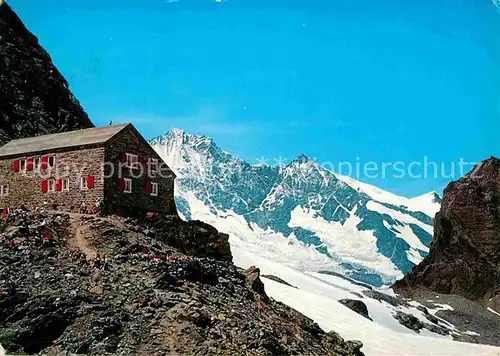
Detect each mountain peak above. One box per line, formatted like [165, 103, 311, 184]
[293, 153, 312, 164]
[429, 191, 442, 203]
[151, 129, 214, 148]
[413, 191, 442, 204]
[168, 128, 187, 137]
[166, 128, 213, 144]
[288, 154, 318, 167]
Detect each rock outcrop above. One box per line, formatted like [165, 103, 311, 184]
[0, 211, 364, 355]
[338, 300, 372, 321]
[394, 157, 500, 309]
[0, 2, 93, 146]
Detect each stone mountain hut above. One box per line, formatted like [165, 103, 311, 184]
[0, 123, 176, 216]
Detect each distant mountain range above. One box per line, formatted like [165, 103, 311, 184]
[151, 129, 441, 286]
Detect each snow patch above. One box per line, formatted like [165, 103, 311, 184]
[289, 205, 400, 279]
[487, 307, 500, 317]
[336, 174, 441, 217]
[366, 201, 431, 252]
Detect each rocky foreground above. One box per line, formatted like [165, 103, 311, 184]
[0, 2, 93, 146]
[394, 157, 500, 313]
[0, 210, 364, 355]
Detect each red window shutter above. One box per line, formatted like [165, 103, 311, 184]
[119, 152, 127, 163]
[41, 156, 48, 169]
[145, 183, 151, 194]
[55, 179, 62, 191]
[87, 175, 95, 189]
[119, 178, 125, 192]
[41, 180, 48, 193]
[26, 157, 34, 171]
[12, 160, 20, 172]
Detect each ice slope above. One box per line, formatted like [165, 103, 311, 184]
[151, 129, 441, 286]
[408, 192, 442, 217]
[266, 280, 500, 356]
[337, 174, 442, 217]
[231, 244, 500, 356]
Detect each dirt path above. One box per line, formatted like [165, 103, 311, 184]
[65, 213, 103, 260]
[62, 211, 127, 260]
[69, 223, 98, 260]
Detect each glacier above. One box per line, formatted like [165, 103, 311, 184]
[150, 128, 441, 286]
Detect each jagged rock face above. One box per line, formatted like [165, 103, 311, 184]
[394, 157, 500, 306]
[0, 2, 93, 146]
[141, 215, 233, 262]
[245, 266, 269, 302]
[0, 211, 363, 355]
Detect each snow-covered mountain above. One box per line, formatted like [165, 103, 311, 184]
[151, 129, 440, 286]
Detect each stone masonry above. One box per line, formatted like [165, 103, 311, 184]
[104, 125, 176, 216]
[0, 146, 104, 213]
[0, 124, 177, 216]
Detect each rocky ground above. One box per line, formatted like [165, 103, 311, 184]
[0, 210, 364, 355]
[337, 289, 500, 347]
[412, 291, 500, 346]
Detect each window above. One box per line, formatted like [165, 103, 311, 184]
[151, 182, 158, 196]
[149, 158, 159, 175]
[126, 153, 138, 168]
[81, 176, 89, 190]
[123, 178, 132, 193]
[48, 156, 55, 168]
[62, 178, 70, 191]
[40, 155, 55, 169]
[34, 157, 41, 170]
[20, 158, 26, 172]
[81, 176, 95, 190]
[48, 178, 56, 193]
[1, 185, 9, 197]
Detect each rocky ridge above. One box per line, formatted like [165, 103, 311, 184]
[0, 210, 364, 355]
[394, 157, 500, 309]
[0, 2, 93, 146]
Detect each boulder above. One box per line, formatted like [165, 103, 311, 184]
[394, 311, 424, 333]
[362, 289, 406, 307]
[339, 299, 372, 321]
[245, 266, 269, 302]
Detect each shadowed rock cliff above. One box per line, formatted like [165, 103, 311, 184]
[0, 2, 93, 146]
[394, 157, 500, 310]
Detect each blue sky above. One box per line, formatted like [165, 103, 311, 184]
[10, 0, 500, 197]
